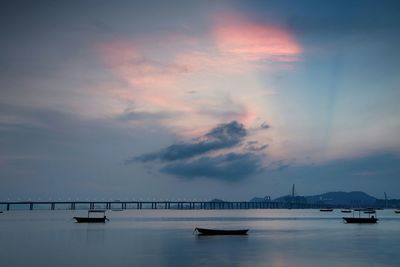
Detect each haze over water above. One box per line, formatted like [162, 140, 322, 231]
[1, 209, 399, 267]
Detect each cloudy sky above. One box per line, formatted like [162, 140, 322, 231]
[1, 0, 400, 201]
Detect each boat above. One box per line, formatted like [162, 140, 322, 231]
[394, 209, 400, 214]
[363, 210, 376, 214]
[73, 210, 109, 223]
[343, 217, 378, 223]
[343, 210, 378, 224]
[320, 208, 333, 212]
[341, 209, 352, 213]
[194, 227, 249, 235]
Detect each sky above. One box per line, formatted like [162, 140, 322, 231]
[1, 0, 400, 201]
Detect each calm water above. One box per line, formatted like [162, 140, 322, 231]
[1, 209, 399, 267]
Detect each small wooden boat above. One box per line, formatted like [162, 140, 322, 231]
[363, 210, 376, 214]
[74, 210, 109, 223]
[194, 227, 248, 235]
[394, 209, 400, 214]
[341, 209, 352, 213]
[320, 208, 333, 212]
[343, 217, 378, 223]
[343, 209, 378, 224]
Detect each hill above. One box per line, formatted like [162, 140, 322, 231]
[305, 191, 377, 205]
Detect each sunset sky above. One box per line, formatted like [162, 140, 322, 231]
[1, 0, 400, 200]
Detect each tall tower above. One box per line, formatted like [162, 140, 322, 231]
[292, 184, 295, 199]
[384, 192, 388, 208]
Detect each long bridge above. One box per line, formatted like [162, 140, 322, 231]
[0, 201, 327, 211]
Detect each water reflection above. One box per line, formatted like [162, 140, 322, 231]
[0, 209, 399, 267]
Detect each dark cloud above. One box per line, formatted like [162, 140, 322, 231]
[128, 121, 247, 163]
[161, 153, 263, 181]
[205, 120, 246, 140]
[268, 160, 291, 172]
[260, 122, 270, 129]
[127, 121, 266, 181]
[246, 141, 268, 152]
[251, 144, 269, 152]
[116, 109, 170, 121]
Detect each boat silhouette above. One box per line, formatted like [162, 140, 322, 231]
[343, 210, 378, 224]
[341, 209, 352, 213]
[73, 210, 109, 223]
[194, 227, 248, 235]
[320, 208, 333, 212]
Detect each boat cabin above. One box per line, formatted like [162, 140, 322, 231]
[73, 209, 108, 223]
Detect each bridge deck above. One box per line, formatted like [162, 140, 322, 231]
[0, 201, 326, 211]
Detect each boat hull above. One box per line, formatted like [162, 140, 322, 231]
[195, 228, 248, 235]
[320, 209, 333, 212]
[74, 216, 107, 223]
[343, 217, 378, 224]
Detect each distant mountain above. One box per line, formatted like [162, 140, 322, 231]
[305, 191, 377, 205]
[271, 191, 377, 206]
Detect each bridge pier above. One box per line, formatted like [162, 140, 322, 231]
[0, 201, 340, 211]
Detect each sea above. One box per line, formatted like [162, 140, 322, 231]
[0, 209, 399, 267]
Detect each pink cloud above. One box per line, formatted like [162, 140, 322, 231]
[95, 14, 302, 139]
[213, 14, 301, 62]
[98, 41, 194, 113]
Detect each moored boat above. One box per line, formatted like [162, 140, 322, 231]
[73, 210, 109, 223]
[343, 209, 378, 224]
[343, 217, 378, 223]
[341, 209, 352, 213]
[320, 208, 333, 212]
[363, 210, 376, 214]
[395, 209, 400, 214]
[194, 227, 248, 235]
